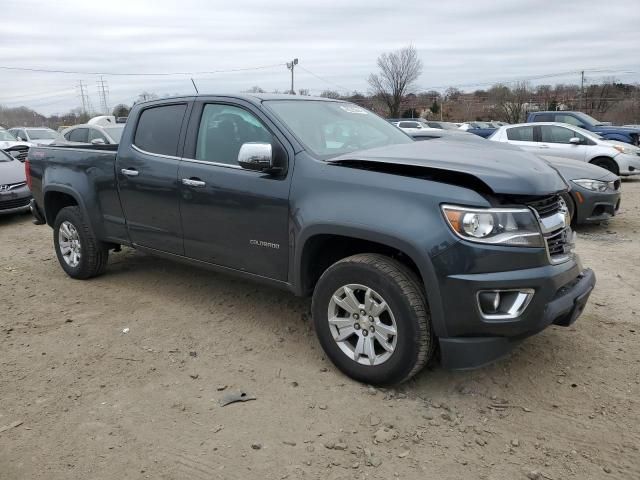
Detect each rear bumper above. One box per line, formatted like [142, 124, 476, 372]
[29, 199, 46, 225]
[438, 267, 595, 370]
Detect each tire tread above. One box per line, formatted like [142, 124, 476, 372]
[314, 253, 435, 384]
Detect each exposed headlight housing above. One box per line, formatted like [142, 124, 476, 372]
[441, 205, 544, 247]
[572, 179, 609, 192]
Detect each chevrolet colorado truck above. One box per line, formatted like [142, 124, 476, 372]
[27, 94, 596, 385]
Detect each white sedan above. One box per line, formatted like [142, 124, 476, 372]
[392, 120, 438, 134]
[488, 122, 640, 176]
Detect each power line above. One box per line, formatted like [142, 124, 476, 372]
[298, 66, 352, 93]
[0, 63, 287, 77]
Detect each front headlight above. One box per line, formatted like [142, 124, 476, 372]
[572, 179, 608, 192]
[613, 145, 637, 155]
[441, 205, 544, 247]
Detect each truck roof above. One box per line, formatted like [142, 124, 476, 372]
[135, 93, 345, 107]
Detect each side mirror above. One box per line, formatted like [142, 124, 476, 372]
[569, 137, 581, 145]
[91, 138, 106, 145]
[16, 136, 24, 141]
[237, 142, 273, 171]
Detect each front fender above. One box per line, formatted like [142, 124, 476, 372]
[293, 222, 448, 337]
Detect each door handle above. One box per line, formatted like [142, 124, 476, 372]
[121, 168, 139, 177]
[182, 178, 206, 187]
[538, 145, 550, 149]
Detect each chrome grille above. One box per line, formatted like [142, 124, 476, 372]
[527, 194, 562, 217]
[4, 146, 29, 162]
[527, 195, 573, 264]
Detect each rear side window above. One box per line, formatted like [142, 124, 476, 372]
[506, 126, 534, 141]
[134, 104, 187, 156]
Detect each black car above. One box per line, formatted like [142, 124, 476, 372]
[0, 149, 31, 216]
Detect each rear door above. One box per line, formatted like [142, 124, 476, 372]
[116, 102, 189, 254]
[503, 125, 539, 152]
[177, 99, 292, 281]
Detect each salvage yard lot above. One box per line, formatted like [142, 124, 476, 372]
[1, 180, 639, 480]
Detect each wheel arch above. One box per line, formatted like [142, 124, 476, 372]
[43, 186, 83, 227]
[588, 156, 619, 175]
[293, 225, 447, 336]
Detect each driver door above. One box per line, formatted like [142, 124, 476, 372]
[177, 100, 292, 281]
[538, 125, 588, 161]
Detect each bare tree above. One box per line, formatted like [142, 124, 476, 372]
[488, 82, 531, 123]
[298, 88, 310, 96]
[320, 90, 341, 99]
[245, 86, 265, 93]
[112, 104, 130, 118]
[368, 45, 423, 117]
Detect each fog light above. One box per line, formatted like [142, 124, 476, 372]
[477, 289, 534, 320]
[478, 291, 501, 314]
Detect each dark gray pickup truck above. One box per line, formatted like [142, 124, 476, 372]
[27, 94, 595, 385]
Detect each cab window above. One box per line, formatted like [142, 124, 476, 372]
[134, 103, 187, 156]
[195, 104, 273, 166]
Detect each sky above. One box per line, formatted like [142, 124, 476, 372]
[1, 0, 639, 116]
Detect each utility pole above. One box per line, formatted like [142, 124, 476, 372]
[286, 58, 298, 94]
[579, 70, 585, 111]
[97, 76, 109, 115]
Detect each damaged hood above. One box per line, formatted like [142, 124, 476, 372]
[327, 140, 568, 196]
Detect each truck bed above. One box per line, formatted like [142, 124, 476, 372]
[28, 144, 126, 243]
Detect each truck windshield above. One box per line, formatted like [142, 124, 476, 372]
[574, 112, 603, 127]
[265, 100, 413, 159]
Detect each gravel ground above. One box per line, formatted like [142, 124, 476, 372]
[1, 179, 639, 480]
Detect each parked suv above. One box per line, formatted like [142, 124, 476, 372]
[527, 111, 640, 146]
[27, 94, 595, 385]
[489, 122, 640, 176]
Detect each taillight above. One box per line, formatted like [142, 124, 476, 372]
[25, 159, 32, 190]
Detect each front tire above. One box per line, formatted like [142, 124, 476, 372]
[312, 254, 435, 386]
[53, 206, 109, 279]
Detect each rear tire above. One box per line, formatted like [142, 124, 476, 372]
[311, 253, 435, 386]
[590, 157, 619, 176]
[53, 206, 109, 279]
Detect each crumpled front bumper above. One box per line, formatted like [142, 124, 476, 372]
[438, 267, 596, 370]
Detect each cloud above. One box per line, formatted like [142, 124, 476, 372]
[0, 0, 638, 115]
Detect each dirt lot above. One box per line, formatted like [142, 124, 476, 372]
[1, 180, 639, 480]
